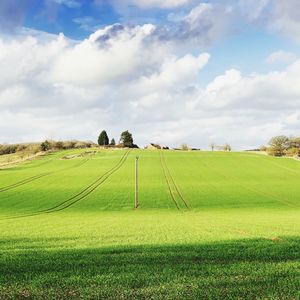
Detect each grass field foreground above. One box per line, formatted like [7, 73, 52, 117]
[0, 149, 299, 299]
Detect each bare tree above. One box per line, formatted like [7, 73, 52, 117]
[210, 143, 216, 151]
[268, 135, 289, 156]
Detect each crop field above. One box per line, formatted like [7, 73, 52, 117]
[0, 149, 299, 299]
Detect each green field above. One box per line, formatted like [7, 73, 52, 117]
[0, 149, 299, 299]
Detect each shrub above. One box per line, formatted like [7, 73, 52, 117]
[181, 144, 189, 151]
[286, 147, 300, 157]
[54, 141, 64, 150]
[0, 144, 18, 155]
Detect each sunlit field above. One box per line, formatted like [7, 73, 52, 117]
[0, 149, 299, 299]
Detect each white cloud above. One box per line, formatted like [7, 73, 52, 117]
[149, 2, 234, 49]
[132, 53, 210, 96]
[286, 112, 300, 125]
[238, 0, 271, 21]
[73, 17, 96, 31]
[238, 0, 300, 43]
[49, 24, 164, 86]
[53, 0, 81, 8]
[265, 50, 298, 65]
[269, 0, 300, 42]
[108, 0, 195, 9]
[1, 23, 300, 149]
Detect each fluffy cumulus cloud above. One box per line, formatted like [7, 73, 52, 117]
[0, 21, 300, 149]
[1, 1, 300, 148]
[157, 2, 233, 46]
[109, 0, 300, 44]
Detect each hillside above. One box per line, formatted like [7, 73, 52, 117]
[1, 149, 300, 214]
[0, 149, 299, 298]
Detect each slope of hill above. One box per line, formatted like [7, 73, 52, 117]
[0, 149, 299, 299]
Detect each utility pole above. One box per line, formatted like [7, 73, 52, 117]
[135, 156, 139, 209]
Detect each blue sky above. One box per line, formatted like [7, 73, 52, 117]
[21, 0, 300, 83]
[24, 1, 120, 39]
[0, 0, 300, 148]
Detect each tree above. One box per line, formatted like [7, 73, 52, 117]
[120, 130, 133, 148]
[40, 140, 50, 152]
[223, 143, 232, 152]
[110, 138, 116, 146]
[259, 145, 267, 152]
[288, 137, 300, 149]
[210, 143, 216, 151]
[98, 130, 109, 146]
[180, 143, 189, 151]
[268, 135, 289, 156]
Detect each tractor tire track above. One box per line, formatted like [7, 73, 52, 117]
[0, 173, 51, 193]
[0, 156, 90, 193]
[161, 151, 189, 209]
[159, 151, 190, 210]
[1, 150, 130, 220]
[39, 150, 130, 213]
[160, 152, 179, 210]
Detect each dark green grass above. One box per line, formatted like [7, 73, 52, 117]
[0, 238, 299, 299]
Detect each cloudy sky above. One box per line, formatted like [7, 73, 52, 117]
[0, 0, 300, 149]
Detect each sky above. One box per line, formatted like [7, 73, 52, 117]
[0, 0, 300, 149]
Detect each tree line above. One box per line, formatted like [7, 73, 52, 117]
[262, 136, 300, 157]
[209, 143, 232, 152]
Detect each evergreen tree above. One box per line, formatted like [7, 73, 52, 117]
[120, 130, 133, 148]
[98, 130, 109, 146]
[110, 138, 116, 146]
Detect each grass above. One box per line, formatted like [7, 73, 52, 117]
[0, 149, 299, 299]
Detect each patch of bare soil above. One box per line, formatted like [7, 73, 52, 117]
[61, 151, 97, 160]
[0, 152, 46, 168]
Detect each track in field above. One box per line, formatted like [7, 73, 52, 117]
[40, 150, 131, 213]
[160, 151, 189, 209]
[1, 150, 131, 220]
[0, 156, 90, 193]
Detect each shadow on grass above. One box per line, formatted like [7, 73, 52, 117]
[0, 237, 299, 299]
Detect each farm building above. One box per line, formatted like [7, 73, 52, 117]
[145, 143, 169, 150]
[145, 143, 162, 150]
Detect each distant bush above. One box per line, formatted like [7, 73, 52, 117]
[180, 144, 189, 151]
[53, 141, 64, 150]
[0, 143, 42, 157]
[0, 140, 96, 157]
[0, 144, 18, 155]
